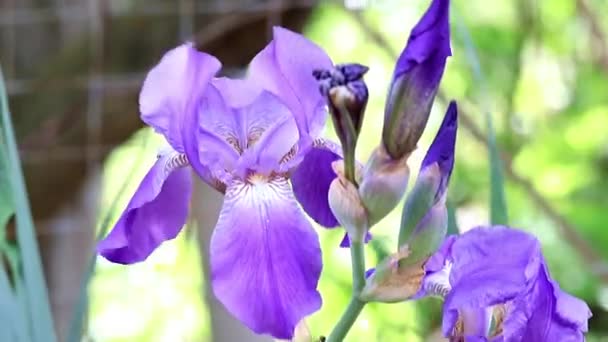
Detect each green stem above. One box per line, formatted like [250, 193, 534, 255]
[326, 240, 366, 342]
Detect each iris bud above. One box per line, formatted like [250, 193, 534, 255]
[314, 64, 369, 183]
[359, 145, 410, 226]
[328, 161, 368, 243]
[382, 0, 451, 160]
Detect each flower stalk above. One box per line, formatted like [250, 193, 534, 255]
[326, 232, 366, 342]
[317, 64, 370, 342]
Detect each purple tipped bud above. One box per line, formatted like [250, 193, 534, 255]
[421, 100, 457, 201]
[382, 0, 451, 160]
[314, 64, 369, 168]
[398, 102, 457, 252]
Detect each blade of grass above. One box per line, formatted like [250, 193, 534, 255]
[67, 131, 150, 342]
[453, 10, 509, 225]
[0, 67, 57, 342]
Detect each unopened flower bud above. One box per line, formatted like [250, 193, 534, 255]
[401, 195, 448, 266]
[314, 64, 369, 183]
[398, 102, 457, 247]
[328, 163, 368, 243]
[359, 145, 410, 226]
[382, 0, 451, 160]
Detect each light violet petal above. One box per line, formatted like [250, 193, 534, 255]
[210, 178, 322, 339]
[97, 156, 192, 264]
[441, 227, 541, 336]
[140, 43, 221, 151]
[248, 27, 332, 139]
[516, 265, 591, 341]
[291, 144, 341, 227]
[235, 91, 299, 174]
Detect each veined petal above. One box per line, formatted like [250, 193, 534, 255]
[235, 91, 299, 175]
[290, 140, 342, 227]
[516, 265, 591, 341]
[442, 227, 540, 336]
[248, 27, 333, 139]
[140, 43, 221, 151]
[210, 177, 322, 339]
[98, 153, 192, 264]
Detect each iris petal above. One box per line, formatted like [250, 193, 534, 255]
[291, 141, 341, 227]
[441, 227, 540, 336]
[210, 178, 322, 339]
[98, 154, 192, 264]
[140, 43, 221, 151]
[249, 27, 332, 139]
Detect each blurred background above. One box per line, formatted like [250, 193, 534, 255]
[1, 0, 608, 340]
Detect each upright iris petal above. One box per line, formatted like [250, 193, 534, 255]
[420, 226, 591, 340]
[140, 43, 221, 152]
[249, 26, 333, 139]
[382, 0, 452, 160]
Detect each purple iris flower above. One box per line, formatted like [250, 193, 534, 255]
[98, 27, 345, 338]
[421, 226, 591, 340]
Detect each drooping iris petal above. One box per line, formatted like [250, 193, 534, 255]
[441, 227, 540, 336]
[291, 140, 342, 227]
[210, 177, 322, 339]
[510, 266, 591, 341]
[140, 43, 221, 151]
[98, 154, 192, 264]
[249, 27, 332, 139]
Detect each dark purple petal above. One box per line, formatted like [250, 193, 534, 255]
[291, 142, 341, 227]
[140, 43, 221, 152]
[210, 178, 322, 339]
[339, 232, 372, 248]
[394, 0, 451, 78]
[249, 27, 333, 139]
[420, 101, 457, 200]
[441, 227, 541, 336]
[365, 268, 376, 279]
[98, 155, 192, 264]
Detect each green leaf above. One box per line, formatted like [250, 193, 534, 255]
[454, 10, 509, 226]
[0, 143, 13, 237]
[0, 67, 56, 342]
